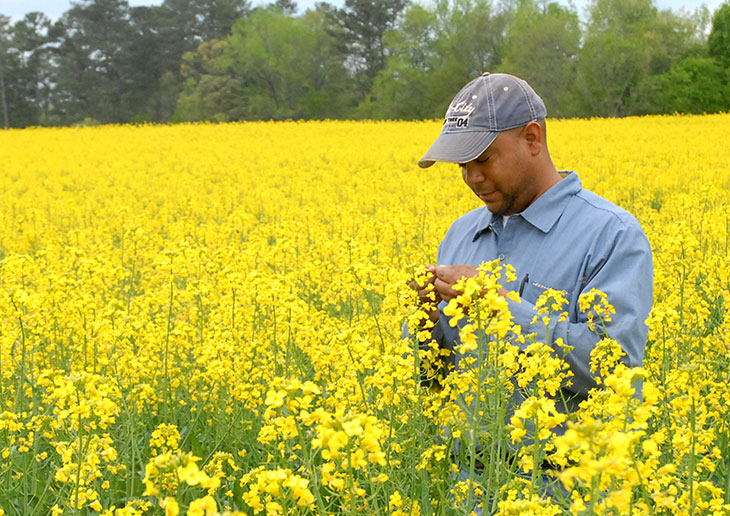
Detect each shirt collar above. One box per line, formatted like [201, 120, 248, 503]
[472, 208, 497, 241]
[471, 171, 581, 240]
[521, 171, 581, 233]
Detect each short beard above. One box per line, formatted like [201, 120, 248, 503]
[490, 194, 516, 216]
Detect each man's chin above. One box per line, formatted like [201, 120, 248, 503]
[485, 203, 507, 215]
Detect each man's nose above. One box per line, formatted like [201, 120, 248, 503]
[462, 162, 486, 185]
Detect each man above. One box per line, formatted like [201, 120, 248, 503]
[410, 71, 653, 511]
[413, 71, 653, 420]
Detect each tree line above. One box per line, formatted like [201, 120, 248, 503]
[1, 0, 729, 128]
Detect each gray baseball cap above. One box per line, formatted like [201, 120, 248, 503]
[418, 72, 547, 168]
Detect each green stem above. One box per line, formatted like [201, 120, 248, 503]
[631, 458, 655, 516]
[14, 306, 28, 413]
[292, 417, 329, 516]
[688, 391, 697, 516]
[74, 391, 84, 513]
[164, 278, 174, 416]
[587, 475, 599, 516]
[231, 288, 236, 333]
[465, 299, 486, 514]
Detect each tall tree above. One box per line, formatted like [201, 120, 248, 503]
[11, 12, 56, 126]
[161, 0, 251, 44]
[332, 0, 408, 97]
[199, 0, 251, 39]
[271, 0, 299, 15]
[367, 0, 506, 119]
[499, 0, 580, 117]
[125, 5, 186, 121]
[54, 0, 133, 123]
[709, 2, 730, 66]
[577, 0, 698, 116]
[0, 13, 56, 127]
[429, 0, 507, 100]
[154, 0, 251, 120]
[50, 0, 250, 124]
[578, 0, 658, 116]
[0, 15, 10, 127]
[175, 6, 352, 121]
[174, 38, 244, 121]
[365, 3, 440, 118]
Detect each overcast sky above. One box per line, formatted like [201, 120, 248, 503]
[1, 0, 725, 23]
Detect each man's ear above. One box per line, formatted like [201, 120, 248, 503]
[522, 121, 543, 156]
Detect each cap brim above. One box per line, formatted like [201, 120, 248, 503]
[418, 131, 499, 168]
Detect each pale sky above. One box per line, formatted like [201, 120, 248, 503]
[0, 0, 725, 23]
[1, 0, 328, 21]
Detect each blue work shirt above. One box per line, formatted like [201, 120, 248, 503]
[435, 171, 653, 406]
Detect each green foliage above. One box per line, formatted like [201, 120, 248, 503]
[366, 3, 442, 119]
[0, 12, 54, 128]
[172, 40, 246, 122]
[0, 0, 729, 126]
[332, 0, 408, 97]
[498, 0, 580, 117]
[432, 0, 505, 78]
[658, 56, 730, 114]
[576, 0, 706, 117]
[367, 0, 505, 119]
[578, 0, 660, 116]
[175, 7, 354, 121]
[53, 0, 135, 124]
[709, 2, 730, 67]
[0, 14, 11, 128]
[161, 0, 251, 43]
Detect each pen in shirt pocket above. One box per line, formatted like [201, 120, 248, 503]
[518, 273, 530, 297]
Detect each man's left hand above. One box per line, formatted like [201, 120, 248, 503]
[434, 265, 509, 301]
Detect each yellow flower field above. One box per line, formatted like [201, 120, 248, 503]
[0, 116, 729, 515]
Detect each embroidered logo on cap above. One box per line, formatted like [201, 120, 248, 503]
[444, 98, 477, 129]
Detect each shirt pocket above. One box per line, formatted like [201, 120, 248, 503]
[521, 280, 570, 308]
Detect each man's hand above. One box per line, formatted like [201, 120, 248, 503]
[408, 265, 442, 323]
[434, 265, 509, 301]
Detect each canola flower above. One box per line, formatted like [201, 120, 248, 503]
[0, 116, 729, 514]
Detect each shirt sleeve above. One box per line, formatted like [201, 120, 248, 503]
[506, 219, 653, 395]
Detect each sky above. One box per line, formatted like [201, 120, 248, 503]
[0, 0, 725, 23]
[1, 0, 329, 21]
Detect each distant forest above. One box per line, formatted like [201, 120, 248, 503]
[1, 0, 730, 128]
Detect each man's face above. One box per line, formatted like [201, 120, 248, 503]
[459, 126, 538, 215]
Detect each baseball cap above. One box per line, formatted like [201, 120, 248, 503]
[418, 72, 547, 168]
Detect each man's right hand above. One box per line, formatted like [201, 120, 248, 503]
[408, 265, 442, 323]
